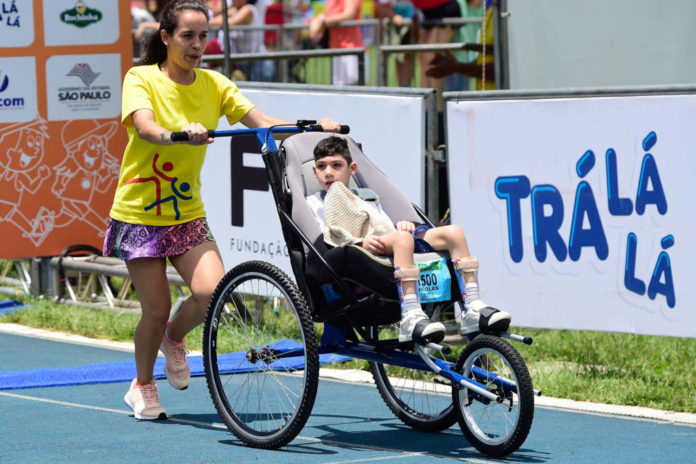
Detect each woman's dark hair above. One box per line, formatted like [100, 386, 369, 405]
[138, 0, 209, 66]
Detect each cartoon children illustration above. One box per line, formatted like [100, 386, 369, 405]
[51, 119, 121, 235]
[0, 117, 54, 246]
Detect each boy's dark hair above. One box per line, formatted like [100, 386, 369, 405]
[138, 0, 209, 66]
[313, 136, 352, 163]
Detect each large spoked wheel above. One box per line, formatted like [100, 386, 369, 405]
[453, 335, 534, 458]
[203, 261, 319, 449]
[369, 322, 457, 432]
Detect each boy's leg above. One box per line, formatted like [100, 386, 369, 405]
[375, 231, 445, 343]
[394, 265, 445, 343]
[452, 256, 511, 335]
[422, 226, 511, 335]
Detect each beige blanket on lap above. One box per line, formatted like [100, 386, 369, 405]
[323, 181, 395, 247]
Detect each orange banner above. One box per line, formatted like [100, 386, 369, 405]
[0, 0, 131, 258]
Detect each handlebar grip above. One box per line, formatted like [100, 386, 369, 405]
[170, 130, 216, 142]
[308, 124, 350, 134]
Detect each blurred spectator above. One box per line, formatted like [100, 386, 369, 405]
[132, 0, 172, 45]
[208, 0, 275, 81]
[264, 0, 285, 49]
[411, 0, 462, 99]
[376, 0, 415, 87]
[444, 0, 482, 90]
[309, 0, 366, 85]
[425, 0, 494, 90]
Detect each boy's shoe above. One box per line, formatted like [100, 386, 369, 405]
[460, 300, 512, 335]
[399, 308, 446, 344]
[124, 379, 167, 420]
[159, 329, 190, 390]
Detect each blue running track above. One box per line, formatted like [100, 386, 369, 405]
[1, 329, 694, 464]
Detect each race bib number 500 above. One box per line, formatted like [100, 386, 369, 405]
[417, 257, 451, 303]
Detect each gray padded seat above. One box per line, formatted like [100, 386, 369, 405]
[281, 132, 422, 256]
[279, 133, 448, 318]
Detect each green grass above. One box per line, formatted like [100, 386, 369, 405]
[1, 292, 694, 413]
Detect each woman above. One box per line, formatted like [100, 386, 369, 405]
[105, 0, 340, 420]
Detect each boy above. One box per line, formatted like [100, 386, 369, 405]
[307, 136, 511, 343]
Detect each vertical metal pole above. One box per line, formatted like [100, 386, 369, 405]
[277, 25, 288, 82]
[499, 0, 510, 89]
[358, 50, 366, 85]
[425, 91, 439, 221]
[221, 0, 231, 77]
[493, 0, 503, 90]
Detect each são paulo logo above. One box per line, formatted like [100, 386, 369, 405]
[58, 63, 111, 103]
[60, 0, 102, 28]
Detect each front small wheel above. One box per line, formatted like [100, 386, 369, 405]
[203, 261, 319, 449]
[453, 335, 534, 457]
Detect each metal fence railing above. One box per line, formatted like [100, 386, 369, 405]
[131, 13, 498, 88]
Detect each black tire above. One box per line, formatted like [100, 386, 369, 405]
[369, 321, 457, 432]
[203, 261, 319, 449]
[453, 335, 534, 458]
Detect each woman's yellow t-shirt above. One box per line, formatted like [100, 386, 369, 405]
[110, 64, 254, 225]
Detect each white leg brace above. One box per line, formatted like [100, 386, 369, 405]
[394, 265, 420, 281]
[452, 256, 479, 273]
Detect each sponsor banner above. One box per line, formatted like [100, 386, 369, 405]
[446, 94, 696, 338]
[0, 56, 37, 123]
[201, 89, 427, 274]
[0, 1, 131, 259]
[0, 0, 34, 47]
[43, 0, 119, 46]
[46, 54, 121, 121]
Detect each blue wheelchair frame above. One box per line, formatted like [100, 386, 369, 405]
[204, 123, 521, 403]
[196, 123, 536, 457]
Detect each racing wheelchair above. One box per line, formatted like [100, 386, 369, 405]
[172, 123, 537, 458]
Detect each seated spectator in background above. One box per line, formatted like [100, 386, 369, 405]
[208, 0, 275, 81]
[426, 0, 494, 90]
[308, 0, 366, 85]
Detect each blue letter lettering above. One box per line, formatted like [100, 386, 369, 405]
[531, 185, 567, 262]
[624, 232, 646, 296]
[568, 182, 608, 261]
[495, 176, 530, 263]
[606, 148, 633, 216]
[635, 154, 667, 215]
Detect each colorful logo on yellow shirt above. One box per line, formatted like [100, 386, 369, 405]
[124, 153, 192, 220]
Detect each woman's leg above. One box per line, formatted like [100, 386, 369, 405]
[126, 257, 172, 386]
[167, 240, 225, 342]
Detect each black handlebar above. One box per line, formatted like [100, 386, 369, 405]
[170, 130, 215, 142]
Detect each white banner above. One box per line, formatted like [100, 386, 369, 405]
[507, 0, 696, 89]
[446, 94, 696, 338]
[201, 89, 427, 275]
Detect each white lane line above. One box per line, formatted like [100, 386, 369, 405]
[0, 390, 130, 415]
[0, 390, 507, 463]
[3, 323, 695, 426]
[321, 452, 425, 463]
